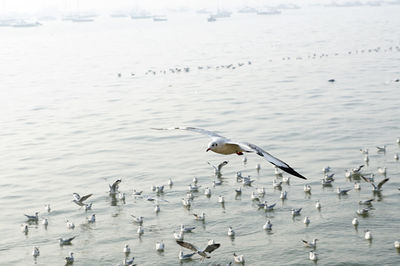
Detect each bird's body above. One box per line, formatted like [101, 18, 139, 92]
[304, 216, 310, 225]
[315, 200, 321, 210]
[174, 231, 184, 241]
[302, 238, 318, 249]
[59, 236, 76, 246]
[291, 208, 302, 216]
[32, 246, 40, 257]
[156, 241, 165, 252]
[180, 224, 195, 233]
[66, 220, 75, 229]
[153, 127, 307, 179]
[109, 179, 121, 194]
[352, 218, 359, 226]
[337, 187, 351, 195]
[178, 250, 195, 260]
[361, 176, 389, 192]
[365, 230, 372, 240]
[42, 218, 48, 226]
[204, 187, 212, 197]
[228, 226, 235, 237]
[24, 212, 39, 222]
[304, 184, 312, 193]
[309, 251, 318, 261]
[123, 244, 131, 255]
[280, 191, 288, 200]
[193, 212, 205, 221]
[65, 252, 74, 264]
[87, 214, 96, 223]
[263, 219, 272, 230]
[233, 253, 245, 264]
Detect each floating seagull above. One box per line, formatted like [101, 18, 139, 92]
[213, 180, 222, 187]
[235, 187, 242, 194]
[24, 212, 39, 222]
[66, 220, 75, 229]
[174, 231, 184, 241]
[41, 218, 48, 227]
[123, 256, 135, 266]
[192, 177, 198, 184]
[264, 203, 276, 211]
[44, 204, 51, 212]
[257, 187, 266, 197]
[304, 184, 312, 193]
[364, 155, 369, 163]
[282, 176, 290, 184]
[188, 184, 199, 192]
[193, 212, 205, 221]
[182, 198, 191, 208]
[304, 216, 310, 225]
[179, 250, 195, 261]
[87, 214, 96, 223]
[377, 167, 387, 175]
[376, 145, 386, 153]
[65, 252, 74, 264]
[324, 173, 335, 181]
[337, 187, 351, 195]
[280, 191, 288, 200]
[152, 127, 307, 179]
[131, 216, 144, 225]
[360, 148, 369, 154]
[263, 219, 272, 231]
[291, 208, 302, 216]
[309, 251, 318, 261]
[359, 199, 374, 205]
[207, 161, 228, 176]
[168, 178, 173, 186]
[394, 153, 399, 161]
[154, 204, 160, 213]
[315, 200, 321, 210]
[176, 240, 220, 259]
[109, 179, 122, 194]
[123, 244, 131, 255]
[233, 253, 245, 264]
[352, 165, 364, 174]
[180, 224, 195, 233]
[133, 189, 142, 196]
[274, 166, 283, 177]
[204, 187, 212, 197]
[352, 218, 359, 226]
[32, 246, 40, 257]
[364, 230, 372, 240]
[72, 193, 93, 207]
[394, 241, 400, 249]
[156, 241, 165, 252]
[302, 238, 318, 249]
[228, 226, 235, 237]
[84, 203, 92, 211]
[218, 195, 225, 203]
[242, 177, 255, 186]
[21, 223, 29, 234]
[361, 177, 389, 192]
[257, 200, 268, 208]
[357, 208, 369, 215]
[59, 236, 76, 246]
[137, 225, 144, 235]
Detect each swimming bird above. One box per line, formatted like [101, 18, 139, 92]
[235, 187, 242, 194]
[263, 219, 272, 230]
[274, 166, 283, 177]
[179, 250, 195, 260]
[364, 155, 369, 163]
[32, 246, 40, 257]
[66, 220, 75, 229]
[207, 161, 228, 176]
[44, 204, 51, 212]
[291, 208, 302, 216]
[337, 187, 351, 195]
[152, 127, 307, 179]
[322, 166, 331, 173]
[257, 201, 268, 208]
[84, 203, 92, 211]
[192, 177, 198, 184]
[168, 178, 173, 186]
[394, 241, 400, 249]
[280, 191, 288, 200]
[315, 200, 321, 210]
[364, 230, 372, 240]
[204, 187, 212, 197]
[65, 252, 74, 264]
[352, 218, 359, 226]
[59, 236, 76, 246]
[182, 198, 191, 208]
[87, 214, 96, 223]
[176, 240, 220, 259]
[123, 244, 131, 255]
[359, 199, 374, 205]
[72, 193, 93, 207]
[264, 203, 276, 211]
[352, 165, 364, 174]
[377, 167, 387, 175]
[21, 223, 28, 234]
[123, 256, 135, 266]
[174, 231, 184, 241]
[131, 216, 144, 225]
[394, 153, 399, 161]
[109, 179, 122, 194]
[193, 212, 205, 221]
[357, 208, 369, 215]
[180, 224, 195, 233]
[376, 145, 386, 153]
[228, 226, 235, 237]
[304, 216, 310, 225]
[242, 177, 255, 186]
[309, 251, 318, 261]
[154, 205, 160, 213]
[282, 176, 290, 184]
[24, 212, 39, 222]
[302, 238, 318, 249]
[361, 177, 389, 192]
[156, 241, 165, 252]
[137, 225, 144, 235]
[188, 184, 199, 192]
[233, 253, 245, 264]
[218, 195, 225, 203]
[304, 184, 312, 193]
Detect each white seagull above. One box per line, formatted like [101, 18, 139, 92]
[156, 241, 165, 252]
[361, 176, 389, 192]
[65, 252, 74, 264]
[72, 193, 93, 207]
[153, 127, 307, 179]
[352, 218, 359, 226]
[315, 200, 321, 210]
[174, 231, 184, 241]
[131, 215, 144, 225]
[87, 214, 96, 223]
[291, 208, 302, 216]
[309, 251, 318, 261]
[233, 253, 245, 264]
[394, 241, 400, 249]
[123, 244, 131, 255]
[364, 230, 372, 240]
[179, 250, 195, 261]
[207, 161, 228, 176]
[263, 219, 272, 230]
[32, 246, 40, 257]
[302, 238, 318, 249]
[228, 226, 235, 237]
[59, 236, 76, 246]
[193, 212, 205, 221]
[204, 187, 212, 197]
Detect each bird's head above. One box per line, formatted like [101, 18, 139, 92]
[206, 141, 218, 152]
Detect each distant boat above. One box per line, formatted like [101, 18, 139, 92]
[11, 20, 42, 27]
[207, 15, 216, 22]
[257, 8, 281, 15]
[153, 16, 168, 22]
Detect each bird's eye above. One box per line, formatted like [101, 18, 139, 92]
[215, 144, 218, 146]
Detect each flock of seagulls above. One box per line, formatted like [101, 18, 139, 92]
[20, 128, 400, 264]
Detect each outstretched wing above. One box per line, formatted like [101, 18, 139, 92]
[66, 236, 76, 242]
[244, 143, 307, 180]
[176, 240, 199, 252]
[79, 194, 93, 203]
[207, 161, 217, 171]
[152, 127, 227, 139]
[217, 161, 229, 171]
[204, 243, 221, 253]
[377, 178, 389, 189]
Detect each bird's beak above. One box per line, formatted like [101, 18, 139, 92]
[206, 148, 210, 152]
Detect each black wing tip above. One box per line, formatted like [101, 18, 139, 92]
[279, 166, 307, 180]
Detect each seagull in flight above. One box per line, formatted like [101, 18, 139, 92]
[72, 193, 93, 207]
[153, 127, 306, 179]
[361, 176, 389, 192]
[176, 240, 220, 259]
[207, 161, 228, 176]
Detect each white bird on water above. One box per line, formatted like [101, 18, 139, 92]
[154, 204, 160, 213]
[153, 127, 307, 179]
[137, 225, 144, 235]
[218, 195, 225, 203]
[354, 182, 361, 190]
[395, 153, 399, 161]
[156, 241, 165, 252]
[178, 250, 195, 261]
[87, 214, 96, 223]
[180, 224, 195, 233]
[315, 200, 321, 210]
[174, 231, 184, 241]
[263, 219, 272, 230]
[168, 178, 173, 186]
[291, 208, 302, 216]
[59, 236, 76, 246]
[337, 187, 351, 195]
[204, 187, 211, 197]
[42, 218, 48, 226]
[377, 167, 387, 175]
[352, 218, 359, 226]
[66, 220, 75, 229]
[228, 226, 235, 237]
[131, 215, 144, 225]
[394, 241, 400, 249]
[32, 246, 40, 257]
[309, 251, 318, 261]
[233, 253, 245, 264]
[44, 204, 51, 212]
[304, 184, 312, 193]
[65, 252, 74, 264]
[365, 230, 372, 240]
[304, 216, 311, 225]
[123, 244, 130, 255]
[21, 224, 28, 234]
[280, 191, 287, 200]
[302, 238, 318, 249]
[193, 212, 205, 221]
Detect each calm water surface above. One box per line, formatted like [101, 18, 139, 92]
[0, 5, 400, 266]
